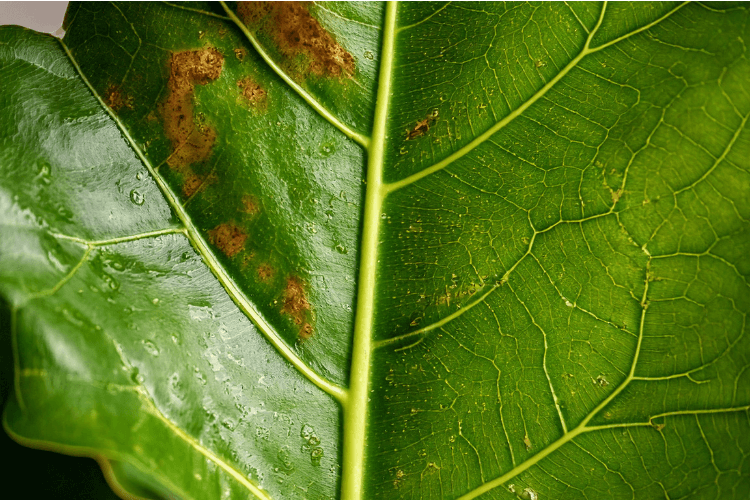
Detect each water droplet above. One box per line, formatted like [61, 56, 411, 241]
[131, 368, 144, 384]
[169, 373, 186, 400]
[101, 272, 119, 290]
[364, 50, 374, 60]
[335, 244, 348, 254]
[141, 339, 160, 356]
[256, 426, 270, 440]
[136, 172, 143, 180]
[319, 141, 335, 157]
[194, 369, 207, 385]
[130, 189, 145, 206]
[300, 424, 315, 440]
[311, 447, 324, 466]
[277, 446, 294, 472]
[520, 487, 538, 500]
[189, 304, 214, 321]
[35, 160, 52, 185]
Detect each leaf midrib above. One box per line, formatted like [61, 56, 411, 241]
[48, 2, 725, 499]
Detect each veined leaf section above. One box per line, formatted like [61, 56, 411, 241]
[341, 3, 399, 500]
[58, 39, 346, 405]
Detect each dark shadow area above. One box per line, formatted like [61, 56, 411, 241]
[0, 296, 120, 500]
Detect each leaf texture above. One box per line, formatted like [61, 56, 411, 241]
[1, 2, 749, 500]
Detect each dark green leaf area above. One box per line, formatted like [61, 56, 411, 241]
[385, 2, 591, 183]
[1, 26, 339, 500]
[62, 1, 366, 384]
[367, 3, 750, 500]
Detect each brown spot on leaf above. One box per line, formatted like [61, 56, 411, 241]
[105, 84, 132, 112]
[406, 110, 439, 141]
[162, 48, 224, 170]
[237, 77, 266, 104]
[281, 276, 314, 339]
[242, 195, 260, 215]
[298, 322, 313, 340]
[257, 264, 274, 282]
[182, 171, 216, 198]
[182, 173, 203, 198]
[241, 253, 255, 270]
[208, 223, 247, 258]
[282, 277, 310, 323]
[237, 1, 355, 78]
[234, 48, 247, 61]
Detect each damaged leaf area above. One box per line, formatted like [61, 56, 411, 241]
[237, 1, 355, 78]
[208, 222, 248, 258]
[237, 76, 266, 104]
[104, 84, 132, 112]
[162, 47, 224, 170]
[2, 3, 750, 500]
[281, 276, 314, 340]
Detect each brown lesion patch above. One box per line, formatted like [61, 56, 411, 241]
[406, 110, 439, 141]
[281, 276, 314, 339]
[234, 48, 247, 61]
[237, 77, 267, 104]
[257, 263, 275, 282]
[298, 322, 313, 341]
[237, 1, 355, 78]
[162, 47, 224, 170]
[182, 173, 204, 198]
[208, 222, 247, 258]
[105, 84, 133, 112]
[242, 195, 261, 215]
[185, 171, 217, 198]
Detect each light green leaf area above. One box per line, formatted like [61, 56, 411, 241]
[1, 2, 749, 500]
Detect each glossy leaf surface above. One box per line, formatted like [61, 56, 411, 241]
[1, 2, 749, 500]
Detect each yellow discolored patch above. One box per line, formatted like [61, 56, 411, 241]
[237, 1, 355, 78]
[208, 222, 247, 258]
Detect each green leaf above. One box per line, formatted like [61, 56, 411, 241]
[2, 2, 749, 500]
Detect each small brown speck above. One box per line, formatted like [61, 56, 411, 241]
[257, 264, 274, 282]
